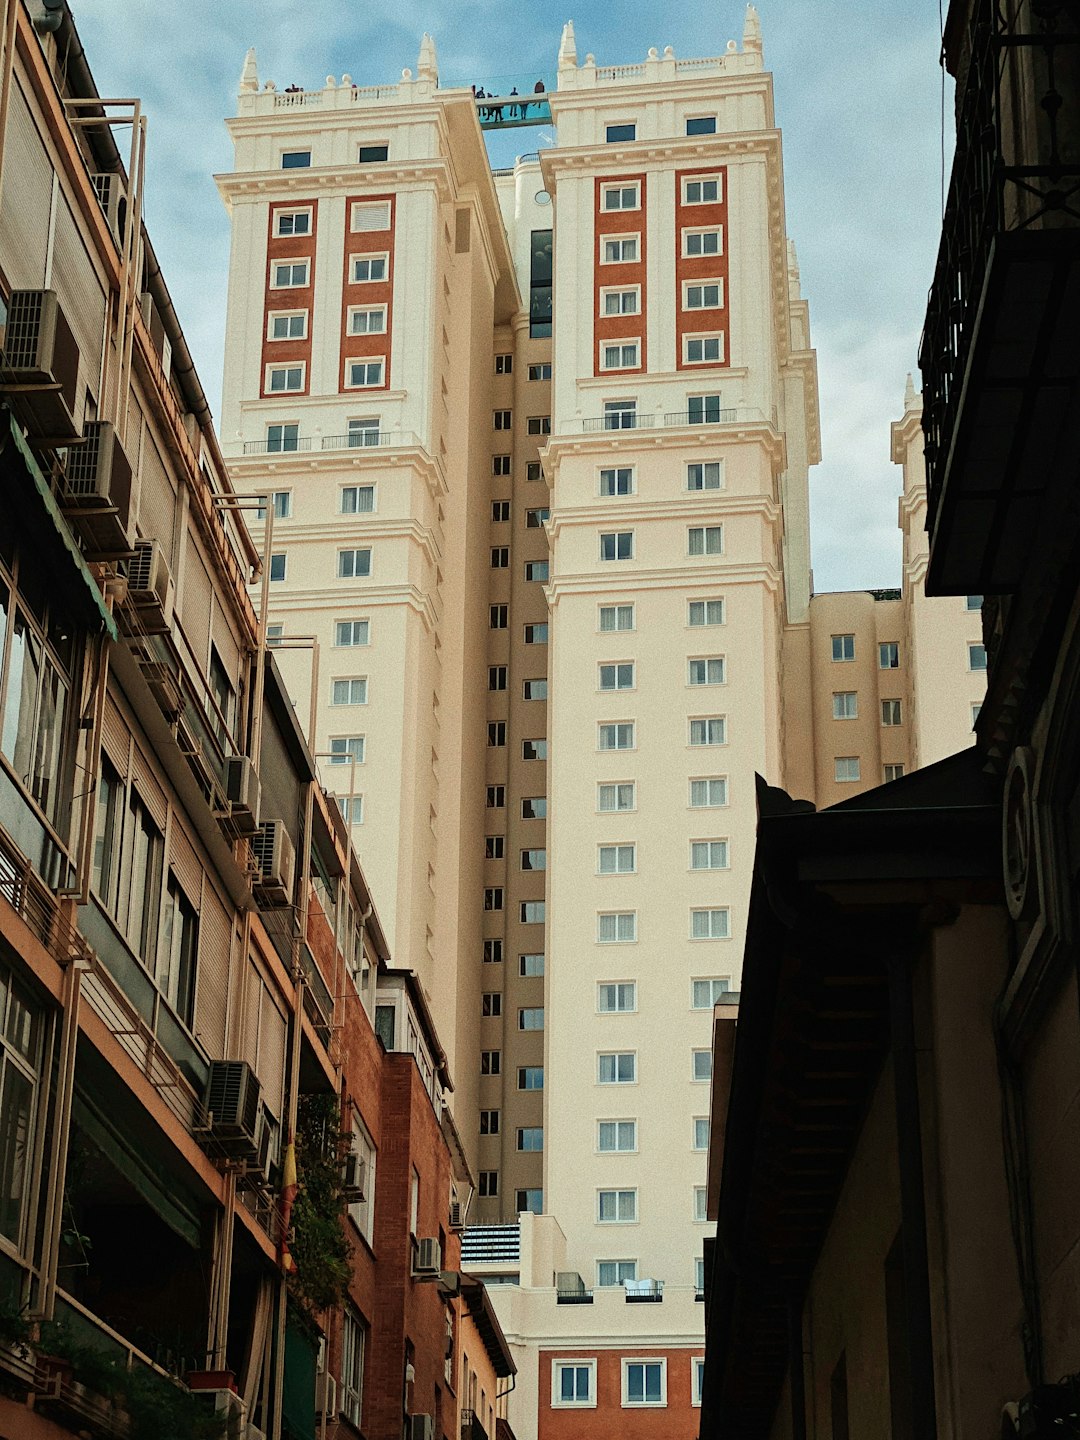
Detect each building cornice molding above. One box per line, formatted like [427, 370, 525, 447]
[546, 560, 782, 603]
[543, 419, 785, 471]
[226, 443, 448, 499]
[215, 159, 454, 207]
[539, 127, 782, 183]
[263, 580, 440, 623]
[547, 493, 780, 535]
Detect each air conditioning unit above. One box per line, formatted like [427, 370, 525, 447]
[341, 1151, 366, 1204]
[203, 1060, 262, 1158]
[1, 289, 82, 442]
[223, 755, 261, 833]
[140, 290, 173, 381]
[141, 660, 184, 721]
[251, 819, 295, 906]
[315, 1371, 337, 1423]
[409, 1415, 434, 1440]
[91, 172, 127, 247]
[449, 1200, 465, 1231]
[60, 420, 134, 556]
[126, 539, 174, 633]
[414, 1237, 442, 1275]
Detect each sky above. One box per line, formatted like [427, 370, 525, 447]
[72, 1, 950, 593]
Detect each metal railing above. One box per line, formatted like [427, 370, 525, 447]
[919, 0, 1080, 522]
[461, 1409, 488, 1440]
[580, 413, 655, 432]
[319, 430, 421, 451]
[242, 437, 313, 456]
[665, 407, 738, 427]
[460, 1222, 521, 1264]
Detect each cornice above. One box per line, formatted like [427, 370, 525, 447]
[543, 419, 786, 472]
[215, 159, 454, 206]
[546, 559, 782, 602]
[226, 443, 448, 499]
[547, 493, 781, 536]
[539, 127, 782, 182]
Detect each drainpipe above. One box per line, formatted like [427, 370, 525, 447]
[39, 950, 85, 1320]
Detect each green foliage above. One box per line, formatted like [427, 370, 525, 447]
[288, 1092, 353, 1318]
[0, 1292, 31, 1346]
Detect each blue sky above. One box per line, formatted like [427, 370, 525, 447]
[73, 1, 949, 591]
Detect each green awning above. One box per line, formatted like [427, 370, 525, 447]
[71, 1089, 202, 1250]
[2, 408, 118, 641]
[281, 1312, 318, 1440]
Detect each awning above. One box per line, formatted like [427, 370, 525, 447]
[281, 1311, 318, 1440]
[1, 407, 118, 641]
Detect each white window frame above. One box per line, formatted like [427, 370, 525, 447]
[597, 980, 637, 1012]
[331, 677, 369, 707]
[349, 253, 389, 284]
[599, 602, 635, 630]
[682, 174, 723, 205]
[598, 1051, 637, 1084]
[683, 278, 725, 310]
[600, 338, 641, 371]
[689, 840, 728, 872]
[340, 484, 376, 515]
[689, 776, 728, 808]
[270, 257, 310, 289]
[598, 721, 635, 751]
[690, 907, 730, 940]
[552, 1359, 596, 1409]
[273, 206, 313, 238]
[598, 782, 636, 813]
[622, 1358, 667, 1408]
[601, 182, 640, 211]
[597, 1188, 638, 1222]
[599, 468, 635, 499]
[688, 656, 726, 687]
[600, 233, 640, 264]
[833, 692, 858, 720]
[692, 1048, 713, 1082]
[688, 598, 725, 627]
[600, 285, 641, 316]
[692, 977, 730, 1007]
[267, 310, 308, 341]
[598, 662, 635, 693]
[335, 619, 370, 648]
[265, 362, 305, 394]
[684, 332, 726, 365]
[345, 357, 385, 389]
[688, 525, 724, 557]
[682, 226, 724, 257]
[835, 756, 861, 783]
[693, 1117, 709, 1152]
[689, 716, 727, 747]
[598, 1259, 638, 1287]
[687, 460, 725, 492]
[350, 200, 391, 232]
[347, 304, 387, 335]
[337, 548, 372, 580]
[597, 843, 636, 875]
[693, 1356, 706, 1407]
[600, 531, 635, 561]
[598, 911, 637, 943]
[598, 1119, 638, 1153]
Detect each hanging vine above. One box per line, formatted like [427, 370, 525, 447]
[286, 1093, 353, 1319]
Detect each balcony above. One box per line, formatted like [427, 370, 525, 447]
[919, 0, 1080, 594]
[460, 1222, 520, 1266]
[624, 1278, 664, 1303]
[461, 1408, 488, 1440]
[581, 413, 656, 432]
[239, 430, 421, 457]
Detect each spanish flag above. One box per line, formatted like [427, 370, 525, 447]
[279, 1139, 298, 1273]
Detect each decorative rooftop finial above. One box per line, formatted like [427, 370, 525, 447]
[558, 19, 578, 70]
[787, 238, 800, 280]
[743, 3, 763, 54]
[904, 373, 919, 412]
[417, 32, 438, 81]
[239, 47, 259, 94]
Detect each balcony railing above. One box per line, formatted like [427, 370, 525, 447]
[242, 437, 313, 456]
[665, 407, 738, 427]
[920, 0, 1080, 529]
[460, 1222, 521, 1265]
[319, 430, 420, 451]
[624, 1278, 664, 1303]
[461, 1409, 488, 1440]
[581, 413, 655, 432]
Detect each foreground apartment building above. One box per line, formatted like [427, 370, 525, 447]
[0, 4, 514, 1439]
[215, 9, 984, 1438]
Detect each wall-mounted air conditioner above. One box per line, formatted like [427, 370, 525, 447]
[223, 755, 261, 833]
[126, 539, 174, 633]
[315, 1372, 337, 1424]
[449, 1200, 465, 1231]
[251, 819, 295, 906]
[413, 1237, 442, 1275]
[341, 1152, 366, 1204]
[1, 289, 82, 442]
[62, 420, 134, 556]
[203, 1060, 262, 1159]
[91, 172, 127, 248]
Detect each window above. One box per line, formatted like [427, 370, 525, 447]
[351, 254, 387, 283]
[689, 599, 725, 627]
[281, 150, 311, 168]
[830, 691, 858, 721]
[337, 795, 364, 826]
[518, 1066, 544, 1090]
[346, 359, 384, 388]
[482, 992, 503, 1017]
[517, 1127, 543, 1152]
[522, 796, 547, 819]
[684, 175, 721, 204]
[685, 281, 724, 309]
[521, 848, 547, 871]
[602, 235, 639, 263]
[690, 841, 728, 871]
[688, 394, 725, 424]
[969, 643, 988, 670]
[623, 1359, 666, 1408]
[685, 335, 724, 364]
[520, 953, 544, 977]
[600, 603, 634, 631]
[525, 561, 549, 582]
[266, 422, 299, 453]
[692, 977, 730, 1007]
[882, 699, 902, 726]
[600, 467, 634, 497]
[120, 793, 163, 966]
[604, 399, 638, 429]
[274, 208, 311, 237]
[341, 1311, 366, 1428]
[527, 415, 551, 436]
[598, 844, 635, 875]
[483, 888, 504, 912]
[495, 353, 513, 375]
[488, 665, 507, 691]
[694, 1187, 708, 1221]
[271, 260, 309, 288]
[687, 460, 724, 490]
[478, 1170, 499, 1196]
[358, 144, 391, 167]
[688, 657, 725, 686]
[480, 1051, 501, 1076]
[350, 199, 390, 229]
[268, 311, 307, 340]
[490, 605, 508, 629]
[269, 553, 287, 582]
[683, 227, 723, 257]
[879, 641, 900, 669]
[255, 491, 292, 521]
[486, 785, 505, 808]
[553, 1360, 595, 1407]
[606, 122, 636, 142]
[692, 1049, 713, 1082]
[158, 876, 197, 1022]
[599, 662, 634, 691]
[972, 702, 982, 726]
[599, 782, 635, 812]
[687, 115, 718, 136]
[517, 1188, 543, 1214]
[525, 507, 549, 528]
[599, 1051, 636, 1084]
[485, 836, 504, 859]
[338, 549, 372, 579]
[689, 717, 726, 746]
[335, 619, 370, 647]
[347, 1118, 377, 1242]
[484, 940, 503, 963]
[330, 737, 365, 765]
[488, 721, 506, 746]
[527, 464, 543, 483]
[266, 364, 304, 393]
[598, 1120, 637, 1152]
[688, 525, 723, 556]
[524, 624, 548, 644]
[348, 305, 386, 335]
[598, 981, 636, 1012]
[693, 1117, 709, 1151]
[347, 418, 381, 447]
[528, 362, 552, 380]
[266, 625, 284, 645]
[966, 594, 983, 610]
[91, 760, 122, 906]
[598, 1260, 637, 1287]
[598, 1188, 637, 1221]
[834, 756, 861, 782]
[530, 228, 553, 337]
[519, 1007, 544, 1031]
[602, 182, 640, 210]
[493, 455, 511, 476]
[884, 763, 906, 783]
[598, 911, 636, 943]
[691, 908, 729, 940]
[602, 288, 639, 315]
[522, 739, 547, 761]
[340, 485, 375, 514]
[521, 900, 545, 923]
[600, 531, 634, 561]
[832, 634, 855, 661]
[331, 677, 368, 706]
[492, 500, 510, 522]
[695, 1257, 706, 1296]
[480, 1109, 500, 1134]
[491, 547, 509, 569]
[599, 722, 635, 751]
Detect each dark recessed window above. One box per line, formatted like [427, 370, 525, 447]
[686, 116, 717, 136]
[358, 145, 389, 163]
[281, 150, 311, 169]
[606, 123, 636, 143]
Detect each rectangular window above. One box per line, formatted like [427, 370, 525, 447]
[347, 418, 381, 447]
[693, 1049, 713, 1082]
[694, 1187, 708, 1222]
[600, 531, 634, 561]
[491, 548, 509, 568]
[832, 634, 855, 661]
[527, 415, 551, 436]
[598, 981, 636, 1012]
[602, 235, 639, 263]
[690, 840, 728, 871]
[488, 665, 507, 691]
[684, 281, 724, 309]
[517, 1127, 543, 1152]
[687, 461, 724, 490]
[350, 254, 388, 283]
[274, 208, 312, 237]
[518, 1066, 544, 1090]
[331, 677, 368, 706]
[521, 900, 545, 923]
[266, 364, 304, 393]
[523, 737, 548, 761]
[480, 1051, 500, 1075]
[522, 796, 547, 819]
[606, 123, 637, 142]
[689, 717, 726, 746]
[882, 699, 902, 726]
[553, 1360, 595, 1407]
[268, 311, 307, 340]
[684, 175, 722, 204]
[478, 1170, 498, 1196]
[492, 500, 510, 522]
[692, 977, 730, 1007]
[519, 1007, 544, 1031]
[833, 692, 858, 719]
[281, 150, 311, 169]
[598, 782, 635, 812]
[691, 908, 729, 940]
[599, 662, 635, 691]
[601, 288, 639, 315]
[521, 848, 547, 871]
[693, 1117, 710, 1151]
[688, 599, 725, 627]
[518, 1187, 543, 1214]
[480, 1109, 500, 1134]
[601, 183, 640, 210]
[834, 756, 861, 782]
[685, 335, 724, 364]
[485, 836, 504, 859]
[484, 940, 503, 963]
[879, 641, 900, 669]
[598, 1260, 637, 1287]
[523, 679, 547, 700]
[482, 993, 502, 1018]
[598, 1188, 637, 1221]
[525, 560, 549, 582]
[483, 888, 504, 913]
[598, 911, 636, 943]
[358, 144, 389, 167]
[329, 737, 365, 765]
[346, 359, 384, 388]
[530, 228, 553, 338]
[528, 362, 552, 381]
[623, 1360, 666, 1407]
[347, 305, 386, 335]
[598, 722, 635, 751]
[520, 953, 545, 977]
[600, 467, 634, 497]
[335, 619, 370, 647]
[341, 1311, 366, 1428]
[493, 455, 511, 476]
[599, 603, 634, 631]
[490, 604, 508, 628]
[598, 1053, 636, 1084]
[688, 525, 723, 556]
[526, 507, 549, 528]
[337, 795, 364, 826]
[271, 260, 309, 288]
[340, 485, 375, 514]
[487, 786, 505, 808]
[966, 594, 983, 610]
[338, 549, 372, 579]
[255, 491, 293, 521]
[686, 116, 718, 136]
[269, 553, 287, 582]
[524, 624, 549, 644]
[495, 353, 513, 374]
[884, 763, 906, 782]
[969, 643, 987, 670]
[350, 200, 391, 230]
[598, 1120, 636, 1152]
[603, 400, 638, 429]
[683, 227, 723, 257]
[266, 422, 299, 453]
[688, 657, 725, 686]
[598, 844, 635, 875]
